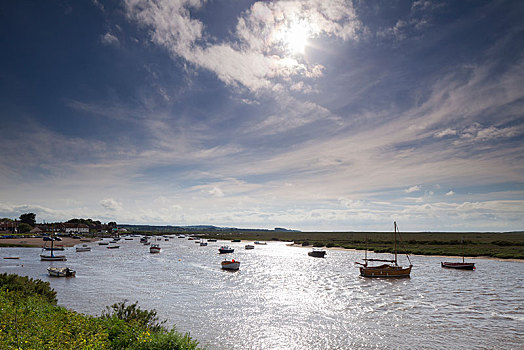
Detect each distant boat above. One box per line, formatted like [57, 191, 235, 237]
[254, 241, 267, 245]
[219, 246, 234, 254]
[231, 239, 241, 242]
[441, 239, 475, 270]
[47, 267, 76, 277]
[207, 239, 217, 242]
[98, 241, 109, 245]
[150, 244, 161, 253]
[356, 221, 412, 278]
[245, 244, 255, 250]
[441, 262, 475, 270]
[107, 245, 120, 249]
[76, 244, 91, 252]
[200, 240, 208, 246]
[140, 237, 149, 243]
[308, 248, 326, 258]
[40, 237, 67, 261]
[3, 256, 20, 259]
[221, 259, 240, 270]
[43, 245, 64, 251]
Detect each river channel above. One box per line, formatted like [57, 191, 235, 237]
[1, 237, 522, 349]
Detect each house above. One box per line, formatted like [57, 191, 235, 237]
[61, 223, 90, 234]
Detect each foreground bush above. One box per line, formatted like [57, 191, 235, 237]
[0, 273, 57, 304]
[0, 274, 201, 350]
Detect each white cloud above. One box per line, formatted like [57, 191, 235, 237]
[101, 32, 119, 45]
[446, 190, 454, 196]
[208, 186, 224, 197]
[434, 128, 457, 138]
[405, 185, 421, 193]
[100, 198, 122, 211]
[124, 0, 360, 92]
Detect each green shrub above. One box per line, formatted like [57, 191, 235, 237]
[0, 273, 57, 304]
[102, 300, 166, 332]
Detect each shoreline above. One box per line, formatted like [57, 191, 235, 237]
[1, 238, 522, 262]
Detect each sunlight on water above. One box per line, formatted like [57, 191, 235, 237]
[1, 239, 523, 349]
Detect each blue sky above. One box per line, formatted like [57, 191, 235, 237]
[1, 0, 523, 231]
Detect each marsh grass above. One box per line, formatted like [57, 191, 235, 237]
[198, 231, 524, 259]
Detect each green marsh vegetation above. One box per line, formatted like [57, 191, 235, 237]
[198, 231, 524, 259]
[0, 273, 202, 350]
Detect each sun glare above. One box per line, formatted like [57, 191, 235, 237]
[278, 21, 310, 55]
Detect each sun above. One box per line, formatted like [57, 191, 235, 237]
[278, 21, 310, 55]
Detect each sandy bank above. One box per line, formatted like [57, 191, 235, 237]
[0, 237, 96, 248]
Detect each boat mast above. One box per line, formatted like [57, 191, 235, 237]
[393, 221, 398, 265]
[462, 237, 465, 263]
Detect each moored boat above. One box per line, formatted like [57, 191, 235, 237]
[254, 241, 267, 245]
[98, 241, 109, 245]
[441, 238, 475, 270]
[231, 239, 241, 242]
[40, 237, 67, 261]
[221, 259, 240, 270]
[245, 244, 255, 250]
[356, 221, 412, 278]
[219, 246, 234, 254]
[107, 245, 120, 249]
[200, 241, 208, 246]
[47, 267, 76, 277]
[43, 245, 65, 251]
[308, 248, 326, 258]
[207, 239, 217, 242]
[150, 244, 161, 253]
[441, 262, 475, 270]
[76, 244, 91, 252]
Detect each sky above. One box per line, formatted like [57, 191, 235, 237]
[1, 0, 523, 232]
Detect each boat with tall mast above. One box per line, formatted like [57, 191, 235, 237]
[40, 236, 67, 261]
[355, 221, 412, 278]
[441, 238, 475, 270]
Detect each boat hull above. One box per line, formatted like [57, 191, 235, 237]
[441, 262, 475, 270]
[360, 265, 412, 278]
[308, 250, 326, 258]
[40, 255, 67, 261]
[48, 267, 75, 277]
[245, 245, 254, 250]
[219, 246, 234, 254]
[221, 261, 240, 270]
[76, 247, 91, 252]
[150, 247, 161, 253]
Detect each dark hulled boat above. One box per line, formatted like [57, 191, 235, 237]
[356, 221, 412, 278]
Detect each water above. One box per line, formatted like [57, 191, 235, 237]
[1, 238, 523, 349]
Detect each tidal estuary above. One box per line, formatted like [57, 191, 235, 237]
[1, 238, 522, 349]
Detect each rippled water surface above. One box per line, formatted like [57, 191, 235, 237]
[1, 238, 523, 349]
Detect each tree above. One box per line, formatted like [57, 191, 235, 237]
[18, 223, 32, 233]
[19, 213, 36, 226]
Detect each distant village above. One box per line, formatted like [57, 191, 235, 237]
[0, 213, 120, 237]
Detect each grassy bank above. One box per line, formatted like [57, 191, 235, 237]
[0, 273, 202, 350]
[198, 231, 524, 259]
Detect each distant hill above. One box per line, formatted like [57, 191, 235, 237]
[118, 224, 300, 233]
